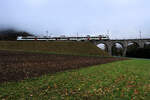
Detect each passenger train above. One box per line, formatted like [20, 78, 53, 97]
[17, 35, 109, 41]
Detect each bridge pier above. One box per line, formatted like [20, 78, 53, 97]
[139, 41, 145, 48]
[108, 46, 112, 56]
[122, 47, 127, 57]
[122, 41, 128, 57]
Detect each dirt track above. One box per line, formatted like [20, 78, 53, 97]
[0, 50, 127, 83]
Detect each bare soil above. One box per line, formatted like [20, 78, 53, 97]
[0, 50, 127, 83]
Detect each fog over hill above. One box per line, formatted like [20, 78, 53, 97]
[0, 29, 33, 40]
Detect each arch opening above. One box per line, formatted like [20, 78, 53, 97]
[144, 41, 150, 48]
[97, 43, 108, 52]
[112, 42, 124, 56]
[127, 42, 140, 51]
[126, 42, 140, 57]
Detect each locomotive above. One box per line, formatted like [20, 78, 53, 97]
[17, 35, 109, 41]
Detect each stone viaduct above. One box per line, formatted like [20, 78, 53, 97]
[91, 38, 150, 56]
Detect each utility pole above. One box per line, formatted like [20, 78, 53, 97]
[107, 29, 110, 39]
[46, 30, 49, 37]
[139, 30, 142, 39]
[46, 30, 49, 41]
[107, 30, 109, 34]
[77, 32, 78, 41]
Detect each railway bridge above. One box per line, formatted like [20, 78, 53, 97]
[91, 38, 150, 56]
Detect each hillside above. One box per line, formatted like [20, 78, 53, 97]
[0, 41, 109, 56]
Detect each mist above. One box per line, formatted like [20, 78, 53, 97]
[0, 0, 150, 39]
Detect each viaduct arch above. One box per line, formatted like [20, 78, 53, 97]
[92, 39, 149, 56]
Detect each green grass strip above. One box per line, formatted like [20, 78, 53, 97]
[0, 59, 150, 100]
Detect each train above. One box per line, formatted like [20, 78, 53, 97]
[17, 35, 110, 41]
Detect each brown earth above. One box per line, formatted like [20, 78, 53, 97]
[0, 50, 127, 83]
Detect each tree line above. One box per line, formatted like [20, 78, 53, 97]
[112, 43, 150, 58]
[126, 44, 150, 58]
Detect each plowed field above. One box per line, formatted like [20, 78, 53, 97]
[0, 50, 127, 83]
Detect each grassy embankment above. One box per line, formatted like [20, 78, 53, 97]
[0, 41, 109, 56]
[0, 59, 150, 100]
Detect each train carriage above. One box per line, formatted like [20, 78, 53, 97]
[17, 35, 109, 41]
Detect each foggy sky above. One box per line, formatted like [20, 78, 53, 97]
[0, 0, 150, 39]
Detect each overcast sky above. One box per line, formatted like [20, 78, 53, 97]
[0, 0, 150, 39]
